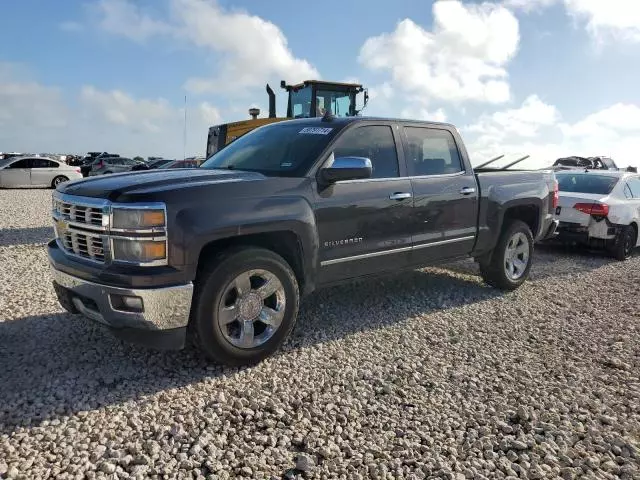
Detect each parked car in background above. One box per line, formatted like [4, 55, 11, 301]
[157, 159, 201, 169]
[88, 157, 143, 176]
[130, 159, 174, 171]
[553, 156, 618, 171]
[0, 156, 82, 188]
[552, 170, 640, 259]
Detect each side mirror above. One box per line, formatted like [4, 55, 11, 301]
[319, 156, 372, 183]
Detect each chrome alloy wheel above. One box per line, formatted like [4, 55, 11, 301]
[216, 269, 286, 349]
[504, 232, 530, 281]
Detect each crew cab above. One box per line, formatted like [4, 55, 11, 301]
[48, 117, 558, 365]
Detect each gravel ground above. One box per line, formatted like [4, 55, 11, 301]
[0, 188, 639, 480]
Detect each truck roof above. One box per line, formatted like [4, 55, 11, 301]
[279, 115, 457, 130]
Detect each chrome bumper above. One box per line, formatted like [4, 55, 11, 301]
[51, 267, 193, 331]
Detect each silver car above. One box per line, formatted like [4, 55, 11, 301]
[88, 157, 143, 176]
[0, 157, 83, 188]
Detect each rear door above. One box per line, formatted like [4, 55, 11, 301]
[401, 125, 478, 265]
[29, 158, 59, 186]
[0, 159, 31, 186]
[313, 123, 414, 284]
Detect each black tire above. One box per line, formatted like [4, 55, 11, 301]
[479, 219, 534, 291]
[51, 176, 68, 188]
[190, 247, 300, 366]
[610, 225, 637, 261]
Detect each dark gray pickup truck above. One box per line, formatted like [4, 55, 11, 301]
[48, 116, 559, 365]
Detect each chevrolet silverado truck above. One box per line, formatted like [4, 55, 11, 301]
[49, 116, 559, 365]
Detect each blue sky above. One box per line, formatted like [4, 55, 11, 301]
[1, 0, 640, 167]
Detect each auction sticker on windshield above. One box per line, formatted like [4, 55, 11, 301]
[299, 127, 333, 135]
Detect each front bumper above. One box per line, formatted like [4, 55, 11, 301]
[51, 266, 193, 350]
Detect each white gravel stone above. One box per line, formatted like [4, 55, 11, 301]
[1, 189, 639, 479]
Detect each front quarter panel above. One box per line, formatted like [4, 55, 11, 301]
[176, 177, 318, 284]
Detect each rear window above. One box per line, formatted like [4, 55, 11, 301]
[557, 174, 619, 194]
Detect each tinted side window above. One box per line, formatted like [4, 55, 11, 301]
[332, 125, 399, 178]
[31, 159, 58, 168]
[628, 177, 640, 198]
[8, 159, 29, 169]
[404, 127, 463, 176]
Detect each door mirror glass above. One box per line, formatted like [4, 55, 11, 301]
[319, 156, 372, 183]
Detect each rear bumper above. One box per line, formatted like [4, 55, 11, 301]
[551, 220, 620, 247]
[51, 266, 193, 350]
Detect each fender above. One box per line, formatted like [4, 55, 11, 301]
[473, 175, 550, 257]
[177, 190, 319, 289]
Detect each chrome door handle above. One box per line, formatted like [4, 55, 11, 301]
[460, 187, 476, 195]
[389, 192, 412, 200]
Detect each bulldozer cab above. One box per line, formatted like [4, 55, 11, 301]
[281, 80, 367, 119]
[205, 79, 368, 159]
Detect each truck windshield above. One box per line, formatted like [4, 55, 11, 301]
[200, 123, 340, 177]
[556, 173, 619, 194]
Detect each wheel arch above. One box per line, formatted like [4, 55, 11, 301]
[195, 231, 309, 295]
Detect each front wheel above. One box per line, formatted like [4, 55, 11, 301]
[51, 175, 68, 188]
[479, 219, 534, 291]
[190, 247, 300, 365]
[610, 225, 637, 261]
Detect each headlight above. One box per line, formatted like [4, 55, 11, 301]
[112, 207, 165, 230]
[112, 238, 166, 264]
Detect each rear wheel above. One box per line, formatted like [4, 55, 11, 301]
[479, 219, 534, 291]
[51, 176, 68, 188]
[610, 225, 636, 261]
[190, 247, 300, 365]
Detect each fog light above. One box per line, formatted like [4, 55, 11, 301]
[111, 294, 144, 312]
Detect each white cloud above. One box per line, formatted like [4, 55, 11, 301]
[506, 0, 640, 43]
[465, 96, 640, 169]
[468, 94, 560, 141]
[560, 103, 640, 137]
[0, 64, 221, 158]
[80, 86, 175, 133]
[358, 0, 519, 105]
[0, 63, 69, 132]
[92, 0, 318, 94]
[95, 0, 172, 42]
[175, 0, 318, 92]
[504, 0, 559, 13]
[565, 0, 640, 42]
[399, 107, 447, 123]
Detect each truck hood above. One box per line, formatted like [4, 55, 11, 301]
[57, 168, 266, 200]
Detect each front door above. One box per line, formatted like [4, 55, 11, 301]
[401, 125, 479, 265]
[0, 158, 31, 187]
[314, 123, 414, 284]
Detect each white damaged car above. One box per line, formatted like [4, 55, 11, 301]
[554, 170, 640, 260]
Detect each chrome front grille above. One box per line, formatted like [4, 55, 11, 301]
[53, 195, 110, 264]
[56, 200, 105, 228]
[60, 230, 107, 262]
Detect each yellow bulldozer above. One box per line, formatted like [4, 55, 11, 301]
[205, 79, 368, 157]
